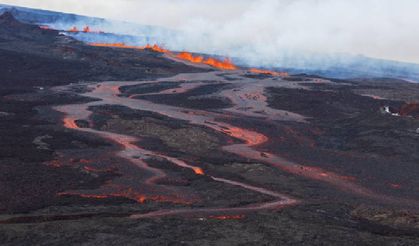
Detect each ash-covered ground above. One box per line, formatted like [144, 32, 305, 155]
[1, 12, 419, 245]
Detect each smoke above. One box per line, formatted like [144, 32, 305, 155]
[3, 0, 419, 74]
[160, 0, 419, 67]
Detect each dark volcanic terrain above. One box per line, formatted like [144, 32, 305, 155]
[1, 12, 419, 245]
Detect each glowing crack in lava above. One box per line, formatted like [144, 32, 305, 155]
[89, 42, 168, 53]
[249, 68, 289, 77]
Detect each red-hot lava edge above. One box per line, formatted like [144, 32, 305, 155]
[54, 70, 419, 219]
[88, 42, 288, 76]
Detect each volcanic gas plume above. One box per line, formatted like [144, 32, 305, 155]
[35, 22, 289, 73]
[89, 41, 287, 73]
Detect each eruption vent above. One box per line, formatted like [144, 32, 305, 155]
[89, 42, 167, 53]
[68, 26, 78, 32]
[176, 52, 236, 70]
[89, 43, 237, 70]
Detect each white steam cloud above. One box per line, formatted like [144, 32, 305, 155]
[2, 0, 419, 67]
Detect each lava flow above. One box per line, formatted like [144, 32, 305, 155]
[144, 43, 169, 53]
[89, 42, 168, 53]
[53, 66, 419, 221]
[88, 72, 419, 207]
[68, 25, 102, 33]
[249, 68, 288, 77]
[176, 52, 237, 70]
[68, 26, 78, 32]
[88, 42, 236, 70]
[53, 76, 300, 219]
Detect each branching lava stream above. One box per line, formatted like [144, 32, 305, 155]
[54, 70, 419, 219]
[53, 72, 301, 218]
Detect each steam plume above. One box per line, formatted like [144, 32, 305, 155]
[3, 0, 419, 76]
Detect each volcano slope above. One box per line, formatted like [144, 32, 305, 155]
[2, 12, 419, 245]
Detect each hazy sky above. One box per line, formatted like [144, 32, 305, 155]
[2, 0, 419, 64]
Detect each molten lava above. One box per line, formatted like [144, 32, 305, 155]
[144, 44, 169, 53]
[177, 52, 204, 63]
[249, 68, 288, 77]
[58, 192, 109, 199]
[118, 189, 190, 204]
[176, 52, 237, 70]
[89, 42, 236, 70]
[68, 26, 78, 32]
[193, 167, 205, 175]
[83, 26, 90, 33]
[67, 25, 103, 33]
[63, 118, 78, 129]
[90, 42, 134, 48]
[205, 57, 236, 70]
[222, 127, 268, 146]
[89, 43, 168, 53]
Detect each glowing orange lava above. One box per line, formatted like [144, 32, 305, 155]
[144, 44, 169, 53]
[58, 192, 109, 199]
[89, 43, 168, 53]
[249, 68, 288, 77]
[105, 187, 192, 205]
[67, 25, 103, 33]
[63, 118, 78, 129]
[89, 43, 236, 70]
[205, 57, 236, 70]
[83, 26, 90, 33]
[68, 26, 78, 32]
[193, 167, 205, 175]
[176, 52, 236, 70]
[58, 190, 191, 204]
[177, 52, 204, 63]
[222, 127, 268, 146]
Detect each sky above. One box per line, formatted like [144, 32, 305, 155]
[2, 0, 419, 65]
